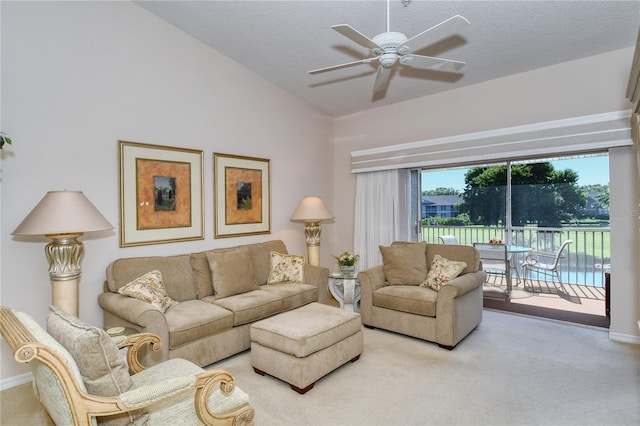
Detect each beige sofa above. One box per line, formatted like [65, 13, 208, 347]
[98, 240, 328, 367]
[358, 242, 486, 349]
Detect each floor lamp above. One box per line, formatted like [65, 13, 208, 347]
[290, 196, 334, 266]
[12, 190, 113, 317]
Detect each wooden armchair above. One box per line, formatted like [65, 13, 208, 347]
[0, 306, 254, 425]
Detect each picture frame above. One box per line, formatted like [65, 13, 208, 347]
[119, 140, 204, 247]
[214, 153, 271, 238]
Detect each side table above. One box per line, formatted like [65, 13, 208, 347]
[329, 272, 361, 312]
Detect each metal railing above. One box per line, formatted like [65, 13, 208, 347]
[423, 225, 610, 287]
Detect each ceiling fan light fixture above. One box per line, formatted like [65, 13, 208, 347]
[371, 32, 407, 48]
[308, 1, 469, 94]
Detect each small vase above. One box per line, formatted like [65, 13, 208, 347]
[339, 265, 356, 277]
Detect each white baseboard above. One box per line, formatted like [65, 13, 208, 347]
[609, 331, 640, 345]
[0, 372, 33, 391]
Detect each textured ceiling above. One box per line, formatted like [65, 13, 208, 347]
[135, 1, 640, 117]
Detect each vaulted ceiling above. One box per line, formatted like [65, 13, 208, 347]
[136, 1, 640, 117]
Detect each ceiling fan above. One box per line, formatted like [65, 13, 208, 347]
[308, 0, 470, 94]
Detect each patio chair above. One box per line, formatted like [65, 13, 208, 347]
[439, 235, 459, 245]
[0, 305, 254, 426]
[473, 242, 512, 296]
[522, 240, 573, 290]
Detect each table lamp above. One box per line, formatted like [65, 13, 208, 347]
[290, 196, 334, 266]
[12, 190, 113, 316]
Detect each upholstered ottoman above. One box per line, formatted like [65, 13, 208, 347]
[250, 302, 363, 394]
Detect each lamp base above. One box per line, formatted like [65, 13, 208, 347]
[307, 245, 320, 266]
[45, 233, 84, 317]
[51, 278, 79, 317]
[304, 222, 322, 266]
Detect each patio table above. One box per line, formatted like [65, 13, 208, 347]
[506, 246, 532, 285]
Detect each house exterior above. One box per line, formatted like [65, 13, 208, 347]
[421, 195, 464, 219]
[584, 192, 610, 218]
[1, 1, 638, 385]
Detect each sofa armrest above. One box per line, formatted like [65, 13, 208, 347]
[439, 270, 487, 299]
[435, 270, 485, 347]
[357, 265, 386, 325]
[304, 264, 330, 304]
[98, 292, 170, 364]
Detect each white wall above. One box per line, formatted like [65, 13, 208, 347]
[331, 47, 639, 341]
[2, 1, 638, 388]
[0, 1, 334, 383]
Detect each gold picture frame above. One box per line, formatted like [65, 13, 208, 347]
[214, 153, 271, 238]
[119, 140, 204, 247]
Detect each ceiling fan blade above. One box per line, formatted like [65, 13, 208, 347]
[396, 15, 470, 55]
[373, 66, 391, 93]
[308, 57, 378, 74]
[399, 54, 466, 72]
[332, 24, 382, 51]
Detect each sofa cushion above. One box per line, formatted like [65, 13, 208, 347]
[46, 306, 133, 396]
[191, 251, 215, 299]
[421, 254, 467, 291]
[192, 246, 237, 299]
[207, 290, 283, 326]
[117, 270, 179, 312]
[373, 285, 438, 317]
[163, 300, 234, 349]
[247, 240, 288, 285]
[267, 251, 305, 284]
[259, 283, 317, 311]
[207, 246, 259, 298]
[106, 255, 197, 302]
[379, 241, 428, 285]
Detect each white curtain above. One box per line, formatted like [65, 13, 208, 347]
[354, 169, 411, 271]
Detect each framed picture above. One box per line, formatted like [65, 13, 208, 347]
[214, 153, 271, 238]
[119, 140, 204, 247]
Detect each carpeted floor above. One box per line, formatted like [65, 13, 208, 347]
[211, 309, 639, 426]
[1, 310, 638, 425]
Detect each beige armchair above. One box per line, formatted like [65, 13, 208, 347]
[0, 306, 254, 426]
[358, 242, 486, 349]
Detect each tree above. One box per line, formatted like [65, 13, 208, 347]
[422, 187, 460, 196]
[459, 163, 586, 227]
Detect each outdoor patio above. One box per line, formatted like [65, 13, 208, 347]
[423, 225, 610, 326]
[482, 274, 608, 327]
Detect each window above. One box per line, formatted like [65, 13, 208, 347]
[420, 154, 610, 287]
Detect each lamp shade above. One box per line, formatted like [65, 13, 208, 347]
[12, 190, 113, 236]
[290, 196, 334, 222]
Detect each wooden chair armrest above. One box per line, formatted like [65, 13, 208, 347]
[194, 369, 255, 426]
[120, 333, 162, 374]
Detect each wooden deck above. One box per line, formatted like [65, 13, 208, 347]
[482, 275, 608, 327]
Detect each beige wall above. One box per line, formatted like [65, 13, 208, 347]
[0, 1, 334, 383]
[331, 47, 639, 341]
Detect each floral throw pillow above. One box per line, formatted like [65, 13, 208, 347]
[267, 251, 305, 284]
[118, 270, 178, 312]
[421, 255, 467, 291]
